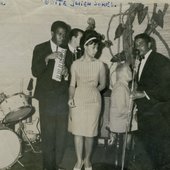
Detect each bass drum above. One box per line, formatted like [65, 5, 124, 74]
[0, 126, 21, 169]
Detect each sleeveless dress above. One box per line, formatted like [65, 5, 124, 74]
[68, 58, 103, 137]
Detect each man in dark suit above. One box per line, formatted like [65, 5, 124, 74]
[31, 21, 71, 170]
[134, 33, 170, 170]
[65, 28, 84, 83]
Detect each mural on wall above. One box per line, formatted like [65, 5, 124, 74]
[0, 1, 170, 170]
[107, 3, 170, 63]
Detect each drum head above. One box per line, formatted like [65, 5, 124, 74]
[0, 129, 21, 169]
[3, 106, 32, 123]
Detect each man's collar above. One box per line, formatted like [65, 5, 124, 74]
[144, 49, 152, 60]
[50, 39, 57, 52]
[68, 43, 76, 54]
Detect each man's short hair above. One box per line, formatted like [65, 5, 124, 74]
[51, 21, 70, 32]
[134, 33, 151, 44]
[69, 28, 84, 41]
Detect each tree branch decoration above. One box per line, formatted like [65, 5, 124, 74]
[86, 17, 113, 59]
[107, 3, 170, 63]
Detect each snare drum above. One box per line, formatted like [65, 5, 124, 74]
[0, 93, 32, 123]
[0, 126, 21, 169]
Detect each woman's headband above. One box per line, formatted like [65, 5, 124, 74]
[84, 37, 97, 46]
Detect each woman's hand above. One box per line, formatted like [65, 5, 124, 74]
[68, 98, 76, 108]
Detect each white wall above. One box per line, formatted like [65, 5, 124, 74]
[0, 0, 170, 114]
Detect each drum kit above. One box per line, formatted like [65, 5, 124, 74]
[0, 92, 40, 170]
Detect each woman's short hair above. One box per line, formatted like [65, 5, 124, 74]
[80, 30, 101, 54]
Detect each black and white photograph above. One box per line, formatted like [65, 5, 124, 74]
[0, 1, 170, 170]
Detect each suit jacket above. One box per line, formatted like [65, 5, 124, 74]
[65, 49, 75, 84]
[135, 51, 170, 135]
[31, 41, 72, 101]
[65, 48, 82, 84]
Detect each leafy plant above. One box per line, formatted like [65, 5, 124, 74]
[107, 3, 170, 63]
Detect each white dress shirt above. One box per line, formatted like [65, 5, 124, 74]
[138, 49, 152, 100]
[68, 43, 77, 59]
[138, 49, 152, 81]
[50, 39, 57, 52]
[68, 43, 75, 53]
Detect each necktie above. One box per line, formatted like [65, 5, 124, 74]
[74, 49, 77, 60]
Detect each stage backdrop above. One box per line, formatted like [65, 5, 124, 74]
[0, 0, 170, 123]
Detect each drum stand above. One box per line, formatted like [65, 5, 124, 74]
[17, 160, 24, 168]
[18, 121, 41, 154]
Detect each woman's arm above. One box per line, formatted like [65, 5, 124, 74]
[68, 86, 76, 107]
[98, 62, 106, 91]
[68, 63, 76, 107]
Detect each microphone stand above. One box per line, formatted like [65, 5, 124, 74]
[121, 50, 140, 170]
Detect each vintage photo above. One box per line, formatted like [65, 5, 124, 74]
[0, 0, 170, 170]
